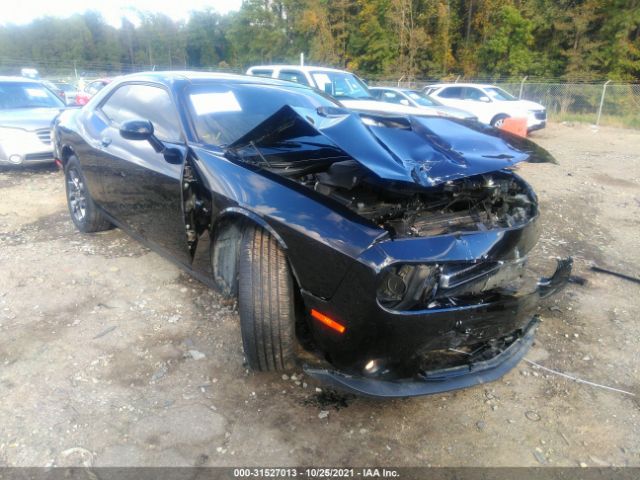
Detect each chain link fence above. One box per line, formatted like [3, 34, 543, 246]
[3, 56, 638, 129]
[371, 78, 640, 129]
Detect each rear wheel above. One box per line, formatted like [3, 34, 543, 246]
[64, 155, 112, 233]
[238, 225, 296, 371]
[491, 114, 509, 128]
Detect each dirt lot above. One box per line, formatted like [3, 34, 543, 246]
[0, 123, 639, 467]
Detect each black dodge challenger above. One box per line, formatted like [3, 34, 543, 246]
[53, 72, 572, 398]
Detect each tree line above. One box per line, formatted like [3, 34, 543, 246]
[0, 0, 638, 81]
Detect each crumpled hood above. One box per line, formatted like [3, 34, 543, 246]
[0, 108, 63, 131]
[227, 105, 555, 188]
[339, 99, 426, 116]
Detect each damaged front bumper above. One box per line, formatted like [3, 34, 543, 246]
[306, 319, 538, 398]
[304, 258, 572, 398]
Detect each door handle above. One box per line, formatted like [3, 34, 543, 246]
[101, 137, 112, 147]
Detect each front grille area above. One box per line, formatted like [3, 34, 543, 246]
[534, 110, 547, 120]
[436, 257, 528, 299]
[35, 128, 52, 145]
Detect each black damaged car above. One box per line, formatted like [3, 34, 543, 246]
[53, 72, 572, 398]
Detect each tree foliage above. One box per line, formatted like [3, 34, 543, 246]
[0, 0, 638, 80]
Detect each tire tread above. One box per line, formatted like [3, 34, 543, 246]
[238, 226, 295, 371]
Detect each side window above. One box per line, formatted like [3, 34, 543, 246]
[438, 87, 463, 99]
[382, 91, 404, 104]
[250, 69, 273, 78]
[100, 84, 182, 143]
[278, 70, 310, 86]
[464, 87, 486, 101]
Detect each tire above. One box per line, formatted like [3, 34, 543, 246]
[491, 114, 509, 128]
[238, 225, 296, 371]
[64, 155, 112, 233]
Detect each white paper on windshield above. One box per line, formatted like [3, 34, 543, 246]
[25, 88, 48, 98]
[190, 91, 242, 115]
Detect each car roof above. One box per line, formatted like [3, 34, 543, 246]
[114, 71, 309, 89]
[429, 83, 496, 89]
[247, 65, 352, 74]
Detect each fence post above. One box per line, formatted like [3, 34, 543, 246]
[596, 80, 611, 126]
[518, 76, 528, 99]
[397, 75, 405, 87]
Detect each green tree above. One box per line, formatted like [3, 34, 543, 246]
[477, 3, 536, 77]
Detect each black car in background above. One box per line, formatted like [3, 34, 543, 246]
[53, 72, 571, 398]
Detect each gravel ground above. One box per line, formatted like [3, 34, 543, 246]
[0, 123, 639, 467]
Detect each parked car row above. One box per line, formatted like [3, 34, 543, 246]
[246, 65, 547, 131]
[1, 64, 548, 168]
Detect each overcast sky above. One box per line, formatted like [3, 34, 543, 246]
[0, 0, 243, 27]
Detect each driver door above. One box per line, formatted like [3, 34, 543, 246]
[93, 83, 192, 265]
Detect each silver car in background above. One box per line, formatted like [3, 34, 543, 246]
[370, 86, 477, 120]
[0, 77, 66, 166]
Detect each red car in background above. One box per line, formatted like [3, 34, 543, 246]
[75, 78, 111, 105]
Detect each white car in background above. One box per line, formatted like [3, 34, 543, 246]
[425, 83, 547, 131]
[369, 86, 476, 121]
[246, 65, 448, 117]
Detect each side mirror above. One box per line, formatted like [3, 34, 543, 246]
[120, 119, 165, 153]
[120, 119, 154, 141]
[479, 96, 491, 102]
[400, 99, 410, 106]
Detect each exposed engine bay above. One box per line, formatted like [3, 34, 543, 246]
[232, 158, 538, 313]
[287, 160, 537, 239]
[283, 159, 537, 314]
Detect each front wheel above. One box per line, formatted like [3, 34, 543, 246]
[64, 155, 112, 233]
[238, 225, 296, 371]
[491, 114, 510, 128]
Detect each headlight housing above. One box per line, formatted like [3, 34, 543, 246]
[377, 264, 440, 311]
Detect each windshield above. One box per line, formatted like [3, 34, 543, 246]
[310, 71, 372, 100]
[406, 91, 442, 107]
[0, 82, 65, 109]
[485, 87, 517, 101]
[186, 82, 341, 146]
